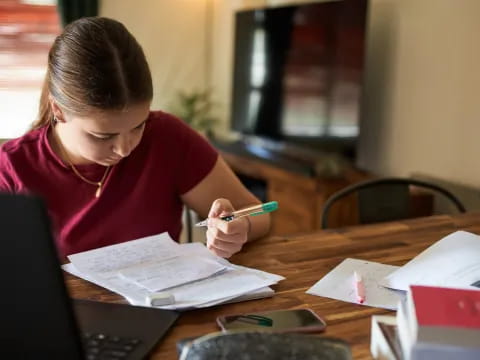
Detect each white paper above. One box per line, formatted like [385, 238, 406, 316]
[171, 241, 231, 266]
[63, 263, 149, 305]
[306, 258, 404, 310]
[67, 232, 183, 273]
[63, 232, 285, 310]
[381, 231, 480, 291]
[118, 255, 227, 292]
[64, 262, 282, 310]
[158, 268, 282, 310]
[199, 286, 275, 308]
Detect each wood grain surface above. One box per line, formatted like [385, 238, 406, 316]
[66, 212, 480, 359]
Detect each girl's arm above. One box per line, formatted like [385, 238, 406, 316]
[181, 156, 271, 243]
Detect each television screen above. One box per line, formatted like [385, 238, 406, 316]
[231, 0, 368, 159]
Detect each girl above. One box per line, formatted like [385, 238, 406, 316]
[0, 17, 270, 258]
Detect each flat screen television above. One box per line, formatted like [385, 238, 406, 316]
[231, 0, 368, 162]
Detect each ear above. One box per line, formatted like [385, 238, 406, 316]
[49, 96, 66, 123]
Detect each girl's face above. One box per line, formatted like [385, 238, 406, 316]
[56, 101, 151, 166]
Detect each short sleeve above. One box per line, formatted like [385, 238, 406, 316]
[0, 148, 16, 193]
[173, 119, 218, 194]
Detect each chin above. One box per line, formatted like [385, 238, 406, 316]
[89, 155, 123, 166]
[104, 158, 123, 166]
[91, 159, 113, 166]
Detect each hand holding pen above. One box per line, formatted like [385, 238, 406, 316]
[200, 199, 278, 258]
[195, 201, 278, 227]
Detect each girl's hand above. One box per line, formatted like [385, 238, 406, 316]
[205, 198, 250, 258]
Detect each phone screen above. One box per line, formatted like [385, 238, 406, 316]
[217, 309, 326, 332]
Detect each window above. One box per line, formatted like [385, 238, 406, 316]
[0, 0, 59, 138]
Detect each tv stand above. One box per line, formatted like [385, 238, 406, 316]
[214, 137, 317, 177]
[242, 135, 330, 166]
[212, 138, 369, 235]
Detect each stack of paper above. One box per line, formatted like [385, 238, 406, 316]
[381, 230, 480, 291]
[63, 233, 284, 310]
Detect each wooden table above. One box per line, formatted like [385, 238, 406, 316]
[66, 212, 480, 359]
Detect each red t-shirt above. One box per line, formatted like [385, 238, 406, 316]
[0, 111, 218, 256]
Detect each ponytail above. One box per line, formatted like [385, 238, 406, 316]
[32, 72, 52, 130]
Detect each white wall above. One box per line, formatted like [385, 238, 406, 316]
[100, 0, 209, 111]
[358, 0, 480, 188]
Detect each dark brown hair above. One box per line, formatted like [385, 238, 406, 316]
[33, 17, 153, 129]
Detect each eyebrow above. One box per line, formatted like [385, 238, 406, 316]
[90, 118, 148, 137]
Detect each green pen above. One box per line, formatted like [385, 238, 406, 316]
[195, 201, 278, 227]
[235, 314, 274, 327]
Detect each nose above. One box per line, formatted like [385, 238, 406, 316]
[113, 135, 133, 158]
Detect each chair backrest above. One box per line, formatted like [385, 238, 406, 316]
[321, 177, 466, 229]
[183, 206, 193, 243]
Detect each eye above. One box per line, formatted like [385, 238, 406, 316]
[133, 122, 146, 132]
[90, 133, 115, 141]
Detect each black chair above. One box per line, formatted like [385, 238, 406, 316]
[183, 206, 194, 243]
[320, 177, 466, 229]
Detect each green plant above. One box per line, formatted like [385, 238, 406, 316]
[168, 89, 219, 136]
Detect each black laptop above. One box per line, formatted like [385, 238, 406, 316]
[0, 194, 179, 359]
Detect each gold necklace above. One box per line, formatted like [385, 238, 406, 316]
[52, 125, 111, 198]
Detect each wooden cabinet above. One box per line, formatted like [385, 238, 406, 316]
[219, 150, 368, 235]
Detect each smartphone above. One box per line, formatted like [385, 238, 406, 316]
[216, 308, 326, 333]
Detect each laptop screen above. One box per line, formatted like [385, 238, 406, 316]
[0, 194, 84, 358]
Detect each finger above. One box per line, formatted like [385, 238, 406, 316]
[208, 227, 247, 245]
[206, 237, 235, 259]
[208, 216, 248, 235]
[207, 241, 241, 259]
[208, 198, 235, 218]
[206, 228, 244, 246]
[207, 228, 244, 250]
[207, 241, 242, 254]
[207, 246, 232, 258]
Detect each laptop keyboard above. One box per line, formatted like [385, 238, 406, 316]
[83, 332, 142, 360]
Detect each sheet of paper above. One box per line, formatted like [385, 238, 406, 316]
[173, 242, 231, 266]
[306, 258, 403, 310]
[67, 232, 183, 274]
[63, 263, 283, 310]
[64, 235, 229, 306]
[198, 286, 275, 308]
[63, 263, 149, 305]
[118, 255, 227, 292]
[62, 232, 285, 310]
[381, 231, 480, 291]
[64, 260, 275, 308]
[158, 266, 283, 310]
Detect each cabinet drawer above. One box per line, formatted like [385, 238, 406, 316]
[268, 180, 316, 234]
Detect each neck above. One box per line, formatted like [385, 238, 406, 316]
[50, 123, 92, 166]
